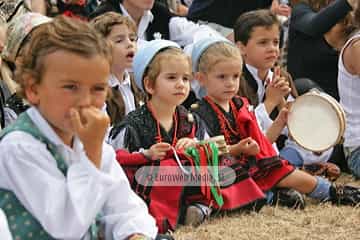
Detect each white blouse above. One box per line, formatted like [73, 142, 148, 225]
[0, 209, 12, 240]
[108, 71, 136, 115]
[0, 107, 157, 240]
[120, 3, 220, 47]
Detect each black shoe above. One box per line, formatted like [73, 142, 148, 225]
[155, 234, 175, 240]
[271, 188, 306, 210]
[329, 184, 360, 206]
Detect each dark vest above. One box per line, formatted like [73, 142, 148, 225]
[110, 104, 203, 152]
[239, 65, 298, 118]
[191, 97, 244, 145]
[0, 113, 99, 239]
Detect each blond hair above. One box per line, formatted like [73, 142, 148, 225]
[90, 12, 137, 38]
[15, 16, 112, 98]
[198, 42, 242, 73]
[144, 47, 191, 96]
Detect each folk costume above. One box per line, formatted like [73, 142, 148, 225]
[192, 96, 295, 192]
[109, 40, 221, 233]
[190, 37, 360, 207]
[0, 209, 11, 240]
[190, 37, 297, 209]
[0, 108, 158, 240]
[110, 101, 218, 233]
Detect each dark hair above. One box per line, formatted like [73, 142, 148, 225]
[234, 9, 280, 45]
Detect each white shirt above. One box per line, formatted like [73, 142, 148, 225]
[120, 3, 220, 47]
[246, 65, 332, 163]
[0, 107, 157, 240]
[108, 71, 136, 115]
[246, 64, 294, 134]
[120, 4, 154, 41]
[246, 64, 274, 133]
[0, 209, 12, 240]
[338, 31, 360, 149]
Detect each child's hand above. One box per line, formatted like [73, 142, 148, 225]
[143, 142, 171, 160]
[265, 67, 291, 110]
[230, 137, 260, 156]
[273, 106, 289, 128]
[70, 107, 110, 168]
[175, 137, 197, 150]
[271, 0, 292, 17]
[265, 104, 289, 143]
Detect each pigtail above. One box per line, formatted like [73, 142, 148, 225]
[129, 72, 146, 106]
[106, 86, 126, 126]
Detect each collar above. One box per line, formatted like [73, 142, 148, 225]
[245, 64, 273, 101]
[108, 71, 131, 88]
[26, 107, 83, 151]
[120, 4, 154, 40]
[246, 64, 273, 85]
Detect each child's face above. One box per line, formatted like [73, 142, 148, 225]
[199, 58, 242, 107]
[238, 24, 280, 72]
[145, 56, 191, 107]
[107, 24, 137, 72]
[25, 50, 110, 143]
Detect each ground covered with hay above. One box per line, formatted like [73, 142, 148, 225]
[173, 174, 360, 240]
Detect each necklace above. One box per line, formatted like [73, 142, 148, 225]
[204, 96, 238, 144]
[147, 101, 178, 146]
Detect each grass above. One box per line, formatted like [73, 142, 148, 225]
[173, 174, 360, 240]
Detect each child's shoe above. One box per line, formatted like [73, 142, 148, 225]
[329, 184, 360, 206]
[184, 203, 211, 226]
[155, 234, 174, 240]
[271, 188, 306, 209]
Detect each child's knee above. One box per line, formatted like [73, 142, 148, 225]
[280, 147, 303, 167]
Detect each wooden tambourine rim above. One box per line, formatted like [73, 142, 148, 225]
[320, 93, 346, 138]
[287, 91, 345, 152]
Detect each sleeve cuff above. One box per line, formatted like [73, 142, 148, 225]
[255, 103, 274, 132]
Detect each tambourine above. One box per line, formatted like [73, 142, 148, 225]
[287, 90, 345, 152]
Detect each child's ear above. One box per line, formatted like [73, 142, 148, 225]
[194, 72, 206, 87]
[143, 76, 155, 95]
[23, 74, 40, 105]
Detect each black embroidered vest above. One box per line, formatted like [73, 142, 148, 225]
[191, 97, 244, 145]
[110, 104, 203, 152]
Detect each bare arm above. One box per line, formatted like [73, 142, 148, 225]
[343, 39, 360, 75]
